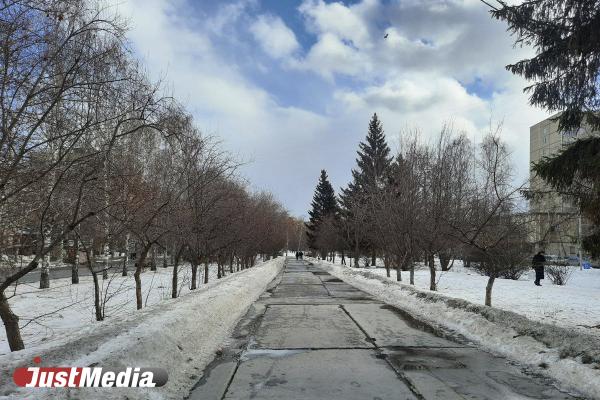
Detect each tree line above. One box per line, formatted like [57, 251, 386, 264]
[0, 0, 291, 352]
[307, 114, 531, 307]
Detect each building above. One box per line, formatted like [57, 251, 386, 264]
[529, 115, 594, 258]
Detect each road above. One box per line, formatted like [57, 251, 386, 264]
[189, 258, 579, 400]
[12, 259, 140, 284]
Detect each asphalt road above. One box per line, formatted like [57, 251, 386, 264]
[188, 258, 581, 400]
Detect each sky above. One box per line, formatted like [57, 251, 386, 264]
[114, 0, 550, 216]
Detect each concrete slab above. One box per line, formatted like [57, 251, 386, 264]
[344, 304, 462, 347]
[280, 272, 323, 285]
[327, 289, 374, 300]
[224, 349, 418, 400]
[188, 359, 238, 400]
[260, 297, 382, 305]
[272, 284, 329, 298]
[254, 305, 373, 349]
[386, 348, 574, 399]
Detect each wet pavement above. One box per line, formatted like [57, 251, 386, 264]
[188, 258, 581, 400]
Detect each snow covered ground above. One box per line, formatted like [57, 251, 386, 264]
[0, 257, 284, 399]
[327, 257, 600, 337]
[1, 262, 223, 354]
[318, 259, 600, 399]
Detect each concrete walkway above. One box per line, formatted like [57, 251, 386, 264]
[189, 258, 579, 400]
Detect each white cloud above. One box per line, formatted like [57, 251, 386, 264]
[250, 15, 300, 60]
[112, 0, 552, 215]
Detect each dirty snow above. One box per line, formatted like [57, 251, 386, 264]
[0, 257, 284, 399]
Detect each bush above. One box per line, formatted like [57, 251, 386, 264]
[499, 264, 529, 280]
[546, 264, 573, 286]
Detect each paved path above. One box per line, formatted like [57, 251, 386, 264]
[189, 258, 579, 400]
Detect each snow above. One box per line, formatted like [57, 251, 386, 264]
[0, 257, 284, 399]
[367, 261, 600, 337]
[318, 259, 600, 400]
[2, 262, 222, 354]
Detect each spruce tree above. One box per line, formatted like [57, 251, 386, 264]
[306, 170, 338, 250]
[489, 0, 600, 256]
[339, 113, 392, 265]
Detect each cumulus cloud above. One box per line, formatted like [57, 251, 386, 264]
[112, 0, 550, 215]
[250, 15, 300, 60]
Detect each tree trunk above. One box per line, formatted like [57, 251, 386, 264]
[428, 254, 436, 291]
[440, 252, 451, 271]
[163, 249, 168, 268]
[485, 276, 495, 307]
[150, 247, 157, 272]
[102, 255, 109, 280]
[396, 264, 402, 281]
[91, 270, 103, 321]
[410, 264, 415, 285]
[0, 292, 24, 351]
[341, 251, 346, 265]
[39, 258, 50, 289]
[371, 252, 376, 267]
[217, 260, 222, 279]
[134, 245, 151, 310]
[123, 234, 129, 276]
[172, 254, 180, 299]
[229, 254, 234, 274]
[204, 261, 209, 284]
[191, 262, 198, 290]
[72, 242, 79, 284]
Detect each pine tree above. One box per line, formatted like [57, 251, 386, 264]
[306, 170, 338, 250]
[339, 113, 392, 265]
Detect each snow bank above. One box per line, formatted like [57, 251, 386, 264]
[0, 257, 284, 399]
[318, 260, 600, 399]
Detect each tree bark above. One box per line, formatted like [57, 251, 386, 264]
[204, 261, 209, 284]
[217, 259, 222, 279]
[91, 270, 103, 321]
[485, 276, 495, 306]
[410, 264, 415, 285]
[191, 262, 198, 290]
[72, 241, 79, 284]
[428, 254, 436, 291]
[150, 247, 157, 272]
[440, 252, 451, 271]
[0, 292, 24, 351]
[371, 252, 376, 267]
[172, 253, 181, 299]
[229, 254, 234, 274]
[396, 264, 402, 281]
[134, 244, 151, 310]
[39, 259, 50, 289]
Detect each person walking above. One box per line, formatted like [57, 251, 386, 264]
[532, 251, 546, 286]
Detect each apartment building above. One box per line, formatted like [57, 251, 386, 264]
[529, 115, 594, 258]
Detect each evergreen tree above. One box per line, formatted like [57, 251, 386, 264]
[306, 170, 338, 250]
[339, 113, 392, 265]
[488, 0, 600, 131]
[489, 0, 600, 256]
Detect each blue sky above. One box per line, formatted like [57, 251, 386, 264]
[116, 0, 550, 216]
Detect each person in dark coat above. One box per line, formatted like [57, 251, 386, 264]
[532, 251, 546, 286]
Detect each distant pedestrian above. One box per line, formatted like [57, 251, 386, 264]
[532, 251, 546, 286]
